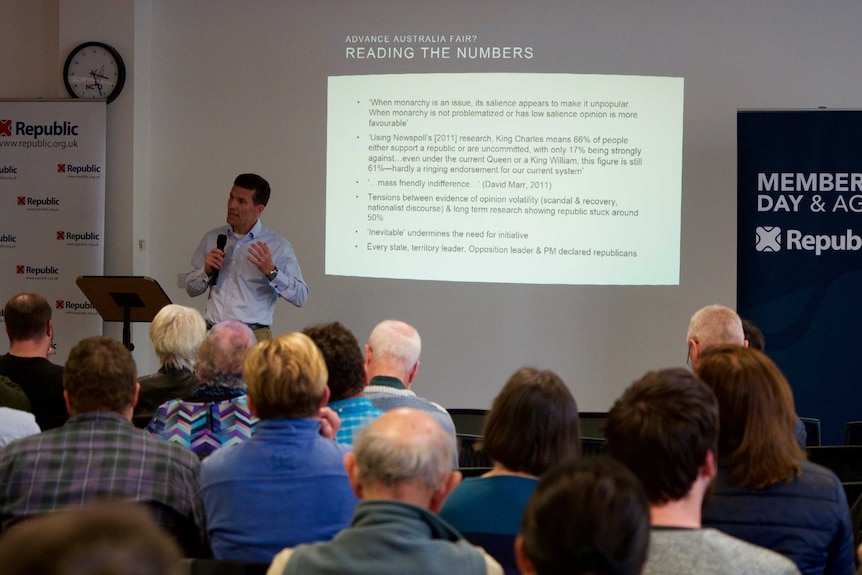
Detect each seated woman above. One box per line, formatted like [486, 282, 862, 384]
[439, 367, 582, 575]
[133, 304, 206, 427]
[515, 455, 649, 575]
[697, 345, 854, 575]
[147, 320, 258, 458]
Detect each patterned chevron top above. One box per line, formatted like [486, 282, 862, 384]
[146, 392, 258, 459]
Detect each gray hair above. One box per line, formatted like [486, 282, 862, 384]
[353, 408, 455, 492]
[687, 305, 745, 348]
[367, 319, 421, 372]
[149, 305, 206, 372]
[195, 320, 256, 389]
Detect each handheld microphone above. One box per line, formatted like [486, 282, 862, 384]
[211, 233, 227, 286]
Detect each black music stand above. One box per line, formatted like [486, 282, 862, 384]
[76, 276, 172, 351]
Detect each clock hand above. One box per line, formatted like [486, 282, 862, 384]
[89, 71, 104, 96]
[91, 65, 110, 81]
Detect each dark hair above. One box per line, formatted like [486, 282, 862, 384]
[482, 367, 581, 476]
[233, 173, 271, 206]
[303, 321, 365, 401]
[63, 336, 137, 415]
[741, 318, 766, 351]
[0, 503, 182, 575]
[605, 368, 718, 504]
[4, 293, 51, 341]
[520, 455, 650, 575]
[695, 345, 803, 489]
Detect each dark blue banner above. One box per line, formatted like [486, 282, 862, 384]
[738, 110, 862, 445]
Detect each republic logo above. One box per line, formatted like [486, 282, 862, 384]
[755, 226, 781, 252]
[0, 119, 11, 137]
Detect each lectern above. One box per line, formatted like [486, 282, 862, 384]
[76, 276, 172, 351]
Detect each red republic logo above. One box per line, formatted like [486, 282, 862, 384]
[56, 231, 65, 240]
[0, 120, 11, 137]
[56, 300, 65, 310]
[16, 265, 24, 274]
[17, 197, 25, 205]
[57, 164, 66, 173]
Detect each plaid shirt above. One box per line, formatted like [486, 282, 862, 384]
[0, 411, 203, 535]
[328, 397, 383, 445]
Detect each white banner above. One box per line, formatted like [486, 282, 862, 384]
[0, 100, 106, 363]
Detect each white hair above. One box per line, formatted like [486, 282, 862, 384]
[367, 319, 421, 372]
[149, 305, 206, 371]
[687, 305, 745, 348]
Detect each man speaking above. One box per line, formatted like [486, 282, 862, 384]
[185, 173, 308, 341]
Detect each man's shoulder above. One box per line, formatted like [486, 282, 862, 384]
[0, 354, 63, 376]
[648, 528, 800, 575]
[254, 221, 289, 243]
[2, 414, 198, 468]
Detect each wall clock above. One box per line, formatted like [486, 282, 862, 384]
[63, 42, 126, 104]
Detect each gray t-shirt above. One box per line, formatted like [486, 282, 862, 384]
[646, 528, 801, 575]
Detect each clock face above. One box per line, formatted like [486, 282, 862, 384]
[63, 42, 126, 104]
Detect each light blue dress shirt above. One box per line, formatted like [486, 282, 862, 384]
[185, 220, 308, 326]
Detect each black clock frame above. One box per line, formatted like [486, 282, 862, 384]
[63, 41, 126, 104]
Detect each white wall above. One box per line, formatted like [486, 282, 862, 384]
[5, 0, 862, 411]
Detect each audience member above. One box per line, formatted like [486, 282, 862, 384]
[697, 346, 853, 575]
[303, 321, 383, 444]
[741, 318, 766, 351]
[364, 319, 456, 438]
[0, 293, 67, 429]
[515, 455, 650, 575]
[440, 367, 581, 575]
[133, 304, 207, 427]
[0, 336, 204, 555]
[687, 305, 806, 445]
[605, 368, 801, 575]
[147, 320, 258, 457]
[0, 375, 30, 411]
[268, 408, 503, 575]
[0, 503, 183, 575]
[0, 407, 39, 448]
[201, 332, 357, 562]
[686, 304, 747, 368]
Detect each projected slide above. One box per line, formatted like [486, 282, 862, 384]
[326, 73, 683, 285]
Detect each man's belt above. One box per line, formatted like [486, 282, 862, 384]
[207, 321, 269, 331]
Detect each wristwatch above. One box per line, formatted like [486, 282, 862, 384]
[266, 266, 278, 282]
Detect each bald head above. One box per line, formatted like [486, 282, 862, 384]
[345, 408, 459, 511]
[687, 305, 746, 367]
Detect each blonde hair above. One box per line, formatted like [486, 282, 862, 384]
[149, 305, 206, 371]
[243, 332, 327, 419]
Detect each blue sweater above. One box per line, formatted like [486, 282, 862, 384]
[200, 418, 358, 562]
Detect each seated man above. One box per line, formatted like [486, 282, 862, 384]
[0, 374, 30, 412]
[303, 321, 382, 445]
[0, 336, 203, 555]
[0, 293, 67, 429]
[604, 368, 800, 575]
[201, 332, 357, 562]
[363, 319, 456, 438]
[0, 503, 183, 575]
[515, 456, 650, 575]
[268, 408, 503, 575]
